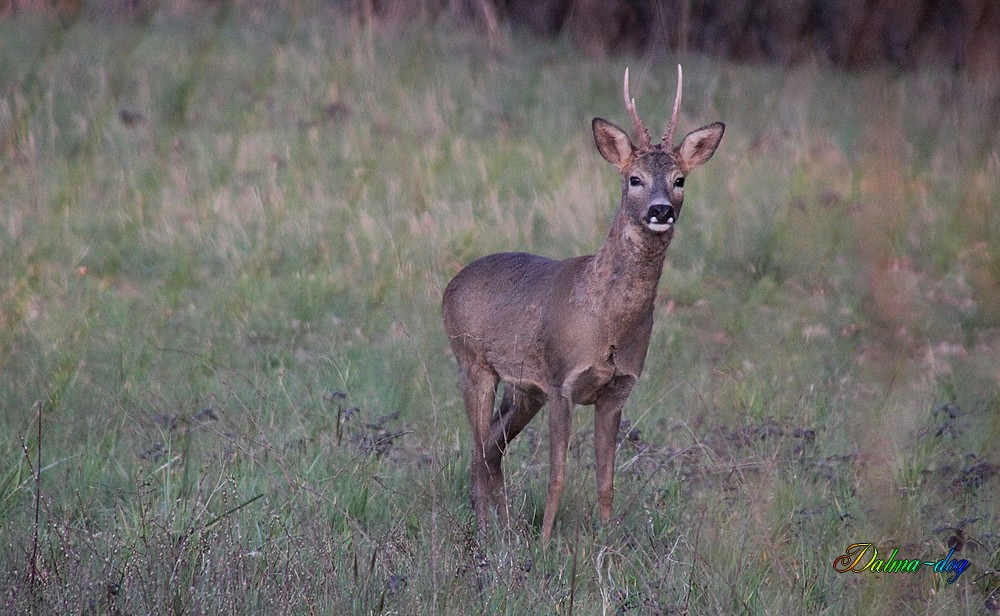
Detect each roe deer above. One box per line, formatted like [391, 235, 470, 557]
[442, 66, 724, 544]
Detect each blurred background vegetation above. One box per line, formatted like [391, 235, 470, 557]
[1, 1, 999, 614]
[7, 0, 1000, 72]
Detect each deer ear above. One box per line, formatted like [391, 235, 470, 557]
[593, 118, 634, 169]
[676, 122, 725, 173]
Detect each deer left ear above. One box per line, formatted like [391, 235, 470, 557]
[593, 118, 634, 170]
[676, 122, 725, 173]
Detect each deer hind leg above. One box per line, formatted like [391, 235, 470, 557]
[458, 363, 499, 535]
[485, 385, 545, 526]
[593, 376, 635, 526]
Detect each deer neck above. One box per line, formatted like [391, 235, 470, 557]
[587, 208, 671, 325]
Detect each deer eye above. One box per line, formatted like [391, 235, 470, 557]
[629, 176, 643, 187]
[674, 177, 685, 188]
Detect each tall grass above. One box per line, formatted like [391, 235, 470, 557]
[1, 3, 999, 613]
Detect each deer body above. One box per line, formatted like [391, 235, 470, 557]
[443, 68, 724, 544]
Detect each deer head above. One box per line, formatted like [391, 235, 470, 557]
[592, 66, 725, 237]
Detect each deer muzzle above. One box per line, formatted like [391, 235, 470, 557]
[644, 202, 676, 232]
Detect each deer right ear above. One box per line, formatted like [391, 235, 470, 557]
[593, 118, 634, 169]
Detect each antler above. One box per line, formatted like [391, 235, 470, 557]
[623, 67, 652, 151]
[663, 64, 683, 148]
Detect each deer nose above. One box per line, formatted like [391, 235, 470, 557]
[645, 203, 676, 227]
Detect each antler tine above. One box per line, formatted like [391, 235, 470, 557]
[623, 67, 652, 150]
[663, 64, 683, 148]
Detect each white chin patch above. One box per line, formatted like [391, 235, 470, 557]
[646, 217, 674, 233]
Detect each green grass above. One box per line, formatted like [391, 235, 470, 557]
[2, 3, 1000, 614]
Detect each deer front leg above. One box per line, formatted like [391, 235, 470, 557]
[593, 376, 635, 525]
[541, 394, 573, 545]
[459, 364, 498, 535]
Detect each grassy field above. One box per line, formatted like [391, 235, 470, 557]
[2, 3, 999, 614]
